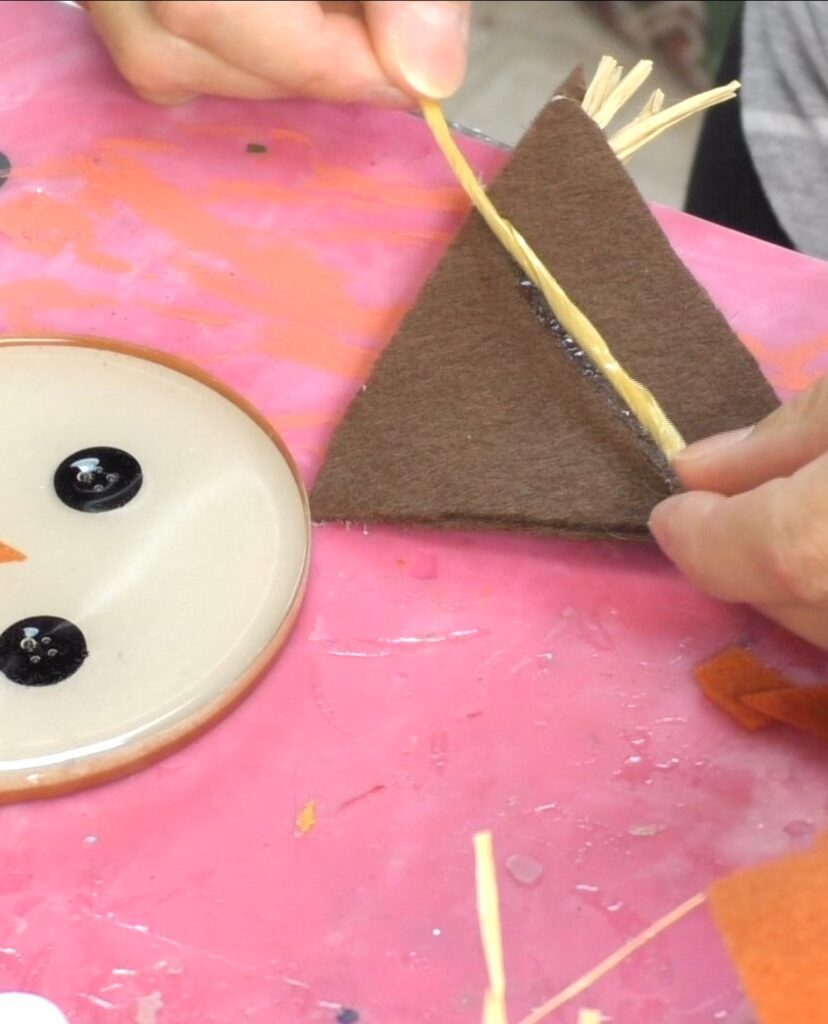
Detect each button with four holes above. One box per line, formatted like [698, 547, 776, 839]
[0, 616, 88, 686]
[54, 447, 142, 513]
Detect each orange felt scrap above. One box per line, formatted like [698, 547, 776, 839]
[694, 648, 792, 731]
[744, 686, 828, 743]
[0, 541, 25, 564]
[709, 833, 828, 1024]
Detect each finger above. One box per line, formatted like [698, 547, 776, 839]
[673, 374, 828, 495]
[86, 0, 304, 103]
[363, 0, 471, 98]
[759, 599, 828, 651]
[650, 452, 828, 606]
[148, 0, 412, 106]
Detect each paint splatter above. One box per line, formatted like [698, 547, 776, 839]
[246, 142, 268, 154]
[296, 800, 316, 835]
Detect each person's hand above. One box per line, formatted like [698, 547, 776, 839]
[649, 376, 828, 650]
[84, 0, 471, 106]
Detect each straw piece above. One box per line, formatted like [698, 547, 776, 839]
[610, 81, 740, 162]
[582, 55, 621, 117]
[591, 59, 653, 129]
[475, 832, 508, 1024]
[472, 833, 705, 1024]
[516, 893, 706, 1024]
[418, 97, 685, 459]
[626, 88, 666, 131]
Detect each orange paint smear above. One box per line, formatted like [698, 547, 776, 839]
[270, 411, 337, 430]
[312, 226, 454, 246]
[13, 140, 410, 377]
[0, 192, 131, 273]
[89, 137, 182, 155]
[0, 542, 26, 564]
[740, 332, 828, 391]
[175, 257, 393, 379]
[313, 164, 467, 212]
[139, 301, 232, 327]
[271, 128, 312, 145]
[0, 277, 113, 334]
[202, 168, 467, 215]
[710, 832, 828, 1024]
[184, 124, 261, 139]
[182, 125, 311, 146]
[695, 648, 791, 731]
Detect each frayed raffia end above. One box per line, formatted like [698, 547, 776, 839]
[585, 57, 739, 164]
[473, 830, 705, 1024]
[419, 58, 739, 462]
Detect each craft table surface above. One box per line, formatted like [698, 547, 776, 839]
[2, 3, 828, 1023]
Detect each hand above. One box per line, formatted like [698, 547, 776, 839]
[649, 376, 828, 650]
[84, 0, 471, 106]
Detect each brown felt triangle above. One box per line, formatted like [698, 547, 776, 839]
[312, 83, 779, 540]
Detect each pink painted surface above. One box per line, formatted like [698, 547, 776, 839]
[2, 3, 828, 1022]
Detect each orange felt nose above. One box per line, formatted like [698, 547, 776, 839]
[0, 542, 25, 564]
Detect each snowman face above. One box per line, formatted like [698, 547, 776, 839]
[0, 339, 309, 799]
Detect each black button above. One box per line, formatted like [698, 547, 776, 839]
[0, 616, 88, 686]
[54, 447, 142, 513]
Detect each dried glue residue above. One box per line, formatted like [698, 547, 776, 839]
[577, 1010, 606, 1024]
[505, 853, 544, 887]
[627, 823, 666, 838]
[296, 800, 317, 836]
[135, 992, 163, 1024]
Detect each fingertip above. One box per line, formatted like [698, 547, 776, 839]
[671, 426, 754, 490]
[649, 490, 723, 562]
[648, 493, 682, 558]
[366, 1, 471, 99]
[673, 427, 754, 464]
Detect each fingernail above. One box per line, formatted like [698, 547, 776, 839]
[673, 425, 753, 463]
[395, 2, 469, 99]
[364, 84, 416, 109]
[648, 497, 679, 557]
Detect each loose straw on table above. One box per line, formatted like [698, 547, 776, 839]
[475, 832, 508, 1024]
[419, 58, 740, 462]
[473, 831, 706, 1024]
[576, 1012, 605, 1024]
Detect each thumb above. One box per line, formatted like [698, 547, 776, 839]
[363, 1, 471, 99]
[673, 374, 828, 496]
